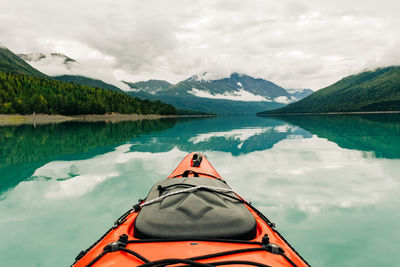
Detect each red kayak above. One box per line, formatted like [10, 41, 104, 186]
[72, 152, 309, 266]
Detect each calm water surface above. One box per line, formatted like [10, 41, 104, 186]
[0, 114, 399, 266]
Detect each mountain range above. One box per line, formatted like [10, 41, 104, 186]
[125, 73, 313, 114]
[14, 50, 313, 114]
[259, 66, 400, 114]
[4, 45, 398, 115]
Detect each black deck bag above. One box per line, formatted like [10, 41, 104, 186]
[134, 177, 257, 240]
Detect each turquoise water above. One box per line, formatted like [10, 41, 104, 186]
[0, 114, 399, 266]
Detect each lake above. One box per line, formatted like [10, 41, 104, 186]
[0, 114, 399, 266]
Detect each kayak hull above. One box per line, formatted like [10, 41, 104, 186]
[72, 152, 309, 267]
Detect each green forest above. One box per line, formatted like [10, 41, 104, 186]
[0, 71, 176, 115]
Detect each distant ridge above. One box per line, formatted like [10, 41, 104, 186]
[258, 66, 400, 114]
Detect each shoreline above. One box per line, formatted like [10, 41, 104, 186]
[0, 113, 214, 126]
[258, 111, 400, 116]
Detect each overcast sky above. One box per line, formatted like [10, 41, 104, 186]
[1, 0, 400, 90]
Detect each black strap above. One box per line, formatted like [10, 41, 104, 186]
[82, 237, 297, 267]
[139, 259, 213, 267]
[86, 251, 108, 267]
[188, 247, 268, 261]
[138, 248, 276, 267]
[139, 259, 272, 267]
[127, 237, 262, 245]
[192, 260, 271, 267]
[182, 170, 199, 177]
[172, 171, 223, 180]
[85, 240, 150, 267]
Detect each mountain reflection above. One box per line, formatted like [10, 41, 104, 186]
[130, 116, 312, 155]
[269, 114, 400, 159]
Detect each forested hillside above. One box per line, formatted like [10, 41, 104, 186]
[0, 47, 47, 78]
[54, 75, 125, 93]
[0, 72, 176, 115]
[259, 66, 400, 114]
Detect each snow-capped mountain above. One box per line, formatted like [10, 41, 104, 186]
[182, 73, 293, 103]
[125, 73, 312, 114]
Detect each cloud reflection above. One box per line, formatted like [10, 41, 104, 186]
[208, 137, 399, 212]
[31, 146, 187, 199]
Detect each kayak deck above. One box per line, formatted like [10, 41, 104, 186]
[72, 153, 309, 267]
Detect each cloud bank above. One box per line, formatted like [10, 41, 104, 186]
[1, 0, 400, 89]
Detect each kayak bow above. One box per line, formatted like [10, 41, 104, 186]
[72, 152, 309, 267]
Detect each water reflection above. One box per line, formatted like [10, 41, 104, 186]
[0, 119, 177, 194]
[1, 115, 399, 266]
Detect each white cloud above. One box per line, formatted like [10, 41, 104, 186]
[188, 88, 271, 101]
[1, 0, 400, 89]
[274, 96, 295, 104]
